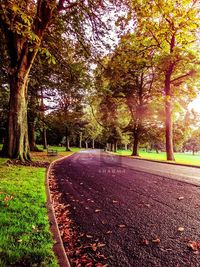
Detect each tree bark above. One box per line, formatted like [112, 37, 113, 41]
[164, 72, 175, 161]
[132, 127, 139, 156]
[43, 127, 47, 149]
[2, 68, 31, 160]
[28, 121, 40, 152]
[111, 143, 114, 152]
[92, 139, 95, 149]
[79, 132, 82, 148]
[65, 127, 71, 151]
[85, 140, 88, 149]
[114, 142, 117, 152]
[41, 89, 47, 149]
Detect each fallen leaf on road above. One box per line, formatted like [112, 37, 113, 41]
[177, 196, 184, 200]
[152, 238, 161, 244]
[85, 207, 89, 210]
[118, 224, 126, 228]
[145, 204, 150, 208]
[97, 243, 106, 248]
[106, 231, 112, 234]
[90, 243, 98, 252]
[187, 241, 200, 251]
[141, 239, 149, 246]
[95, 209, 101, 213]
[112, 200, 118, 203]
[178, 227, 184, 232]
[95, 263, 108, 267]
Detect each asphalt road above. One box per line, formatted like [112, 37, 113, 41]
[53, 150, 200, 267]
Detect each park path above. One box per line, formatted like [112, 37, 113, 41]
[52, 150, 200, 267]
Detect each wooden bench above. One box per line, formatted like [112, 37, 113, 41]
[47, 149, 58, 156]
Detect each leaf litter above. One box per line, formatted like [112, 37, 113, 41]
[49, 169, 109, 267]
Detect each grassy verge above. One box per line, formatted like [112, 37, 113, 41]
[0, 146, 80, 266]
[116, 150, 200, 166]
[0, 164, 58, 266]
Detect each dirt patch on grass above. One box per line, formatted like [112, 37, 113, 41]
[5, 159, 50, 168]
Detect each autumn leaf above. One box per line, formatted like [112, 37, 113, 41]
[187, 241, 200, 251]
[152, 238, 161, 244]
[95, 209, 101, 213]
[90, 243, 98, 251]
[177, 227, 184, 232]
[95, 263, 108, 267]
[106, 230, 112, 234]
[177, 196, 184, 200]
[118, 224, 126, 228]
[4, 195, 13, 202]
[97, 243, 106, 248]
[112, 200, 118, 203]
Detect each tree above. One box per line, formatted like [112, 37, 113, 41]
[99, 34, 157, 156]
[183, 129, 200, 155]
[126, 0, 200, 160]
[0, 0, 112, 160]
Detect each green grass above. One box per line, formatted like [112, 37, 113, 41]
[116, 149, 200, 166]
[0, 163, 58, 266]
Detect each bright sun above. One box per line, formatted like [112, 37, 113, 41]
[188, 95, 200, 113]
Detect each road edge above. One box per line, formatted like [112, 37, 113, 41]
[46, 154, 75, 267]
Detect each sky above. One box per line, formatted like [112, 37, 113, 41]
[188, 94, 200, 113]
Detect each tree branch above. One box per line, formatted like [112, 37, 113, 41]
[170, 70, 195, 84]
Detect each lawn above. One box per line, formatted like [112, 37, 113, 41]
[0, 146, 79, 266]
[0, 163, 58, 266]
[116, 150, 200, 166]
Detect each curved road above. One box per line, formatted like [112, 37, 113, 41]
[53, 150, 200, 267]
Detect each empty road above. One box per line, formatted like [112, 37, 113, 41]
[52, 150, 200, 267]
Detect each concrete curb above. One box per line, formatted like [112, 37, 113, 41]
[107, 152, 200, 169]
[46, 154, 75, 267]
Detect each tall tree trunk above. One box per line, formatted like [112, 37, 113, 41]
[114, 142, 117, 152]
[92, 139, 95, 149]
[28, 121, 40, 152]
[111, 143, 114, 152]
[40, 89, 48, 149]
[164, 72, 175, 161]
[65, 127, 71, 151]
[85, 140, 88, 149]
[2, 69, 30, 160]
[43, 127, 47, 149]
[124, 143, 128, 151]
[132, 127, 139, 156]
[79, 132, 82, 148]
